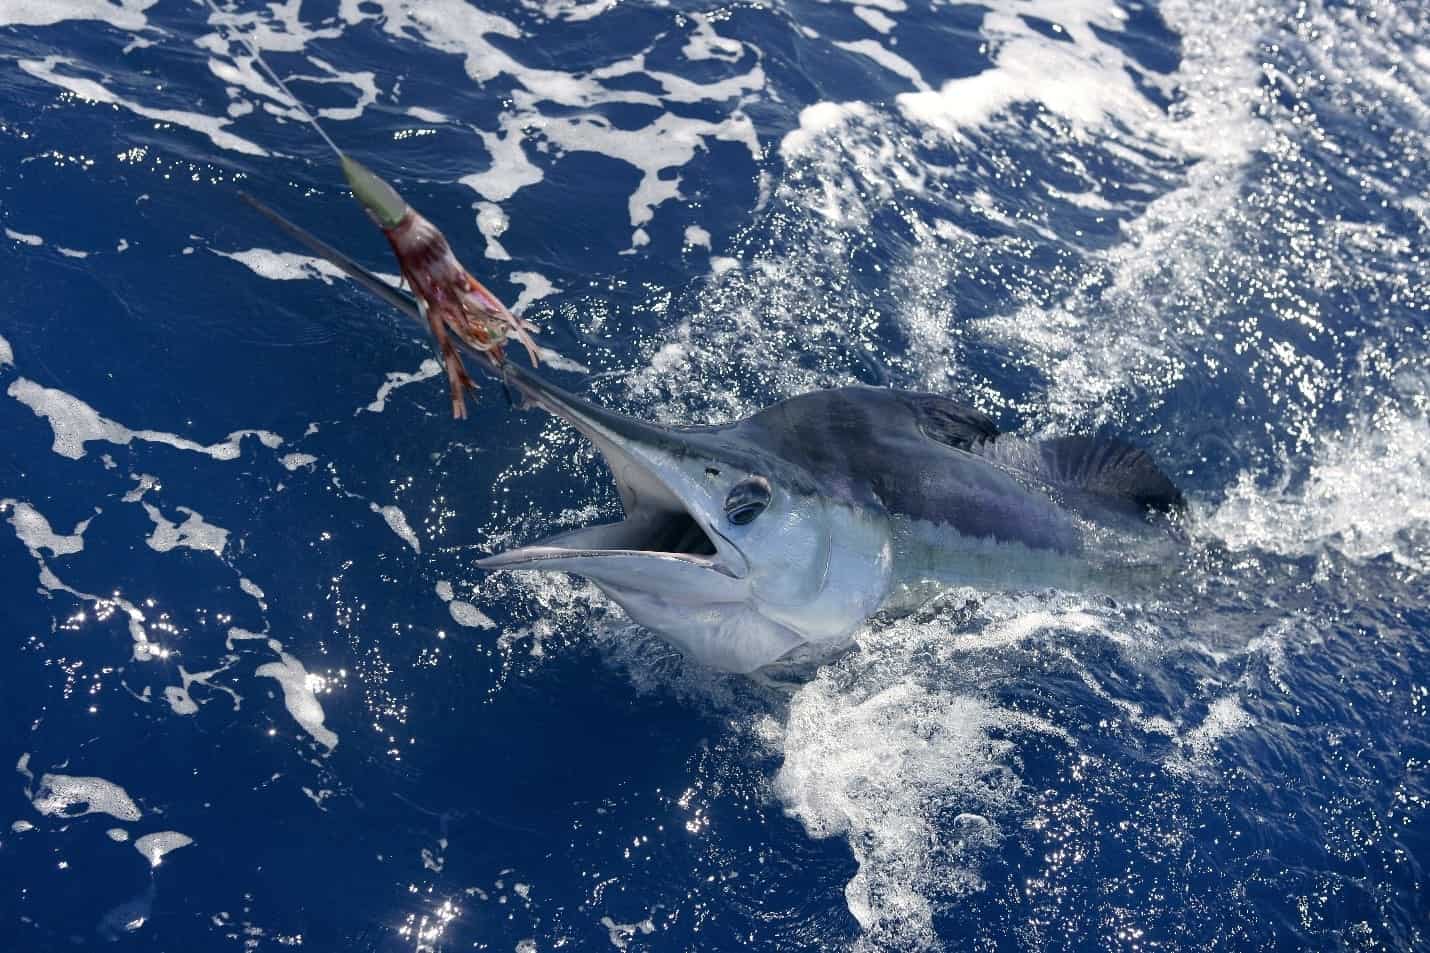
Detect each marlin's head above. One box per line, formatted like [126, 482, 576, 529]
[477, 369, 894, 673]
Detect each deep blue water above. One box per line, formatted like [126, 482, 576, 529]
[2, 0, 1428, 950]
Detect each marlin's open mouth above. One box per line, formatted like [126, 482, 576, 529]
[473, 366, 740, 577]
[477, 504, 719, 568]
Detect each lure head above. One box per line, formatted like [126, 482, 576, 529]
[340, 154, 408, 229]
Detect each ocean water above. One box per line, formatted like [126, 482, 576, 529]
[1, 0, 1427, 949]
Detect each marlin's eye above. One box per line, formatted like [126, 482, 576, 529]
[725, 476, 771, 526]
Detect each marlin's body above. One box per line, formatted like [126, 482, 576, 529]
[245, 186, 1185, 676]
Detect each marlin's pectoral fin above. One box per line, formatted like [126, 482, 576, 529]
[910, 394, 1001, 450]
[237, 192, 420, 321]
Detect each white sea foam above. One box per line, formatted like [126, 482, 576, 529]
[1164, 696, 1254, 778]
[958, 0, 1278, 434]
[779, 101, 871, 160]
[345, 0, 763, 239]
[280, 452, 317, 470]
[0, 0, 154, 30]
[784, 0, 1169, 157]
[213, 247, 347, 283]
[406, 105, 449, 123]
[834, 39, 928, 91]
[770, 598, 1081, 948]
[302, 786, 334, 810]
[435, 579, 497, 628]
[897, 34, 1148, 138]
[30, 771, 142, 822]
[200, 0, 381, 133]
[538, 0, 614, 22]
[214, 245, 406, 288]
[256, 647, 338, 751]
[142, 503, 229, 556]
[774, 0, 1270, 427]
[7, 377, 282, 461]
[338, 0, 523, 83]
[852, 6, 896, 33]
[777, 677, 1023, 946]
[5, 228, 42, 246]
[19, 56, 265, 156]
[683, 11, 742, 62]
[509, 271, 559, 315]
[134, 830, 193, 866]
[122, 473, 158, 502]
[683, 225, 711, 251]
[164, 685, 198, 716]
[758, 0, 1273, 434]
[537, 348, 590, 375]
[0, 332, 12, 367]
[461, 117, 545, 204]
[1202, 402, 1430, 573]
[226, 626, 269, 651]
[364, 360, 442, 413]
[844, 0, 905, 12]
[758, 590, 1282, 946]
[474, 202, 512, 261]
[599, 915, 654, 949]
[370, 502, 420, 552]
[305, 57, 378, 122]
[38, 569, 156, 660]
[540, 111, 759, 241]
[1, 500, 91, 556]
[449, 600, 495, 629]
[239, 578, 266, 611]
[201, 0, 769, 257]
[1, 502, 164, 660]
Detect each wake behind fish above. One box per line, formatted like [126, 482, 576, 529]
[571, 0, 1429, 945]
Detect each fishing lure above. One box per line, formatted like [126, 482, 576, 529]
[206, 0, 538, 418]
[340, 156, 541, 418]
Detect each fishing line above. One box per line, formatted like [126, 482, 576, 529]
[199, 0, 344, 160]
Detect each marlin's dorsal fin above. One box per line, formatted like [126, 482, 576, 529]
[974, 434, 1184, 513]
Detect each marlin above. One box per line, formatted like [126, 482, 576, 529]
[243, 171, 1185, 675]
